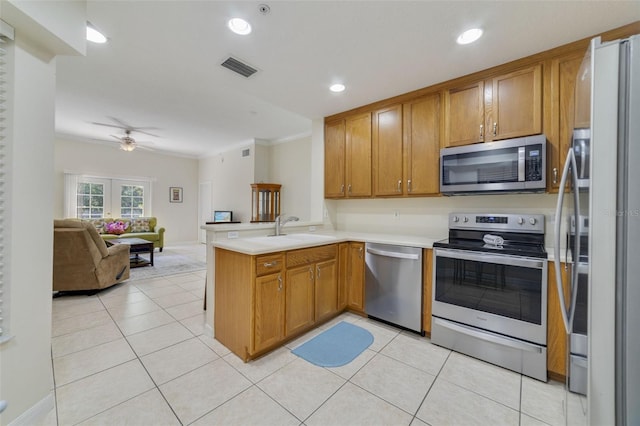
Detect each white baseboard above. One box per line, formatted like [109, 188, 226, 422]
[8, 391, 54, 426]
[203, 323, 214, 337]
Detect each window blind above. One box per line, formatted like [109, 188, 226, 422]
[0, 30, 12, 344]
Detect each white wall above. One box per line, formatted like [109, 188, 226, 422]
[269, 136, 312, 221]
[0, 2, 85, 423]
[54, 138, 199, 243]
[326, 193, 560, 247]
[199, 143, 255, 223]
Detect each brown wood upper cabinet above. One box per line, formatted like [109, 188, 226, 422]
[325, 113, 372, 198]
[372, 93, 441, 197]
[444, 64, 542, 147]
[545, 51, 584, 192]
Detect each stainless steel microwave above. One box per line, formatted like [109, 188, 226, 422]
[440, 134, 547, 194]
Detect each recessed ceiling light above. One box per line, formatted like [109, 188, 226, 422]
[330, 83, 345, 93]
[86, 23, 107, 43]
[228, 18, 252, 35]
[457, 28, 483, 45]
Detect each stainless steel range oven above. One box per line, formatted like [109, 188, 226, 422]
[431, 213, 548, 381]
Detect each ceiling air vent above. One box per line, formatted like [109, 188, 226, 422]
[221, 57, 258, 78]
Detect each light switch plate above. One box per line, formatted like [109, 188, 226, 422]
[227, 231, 239, 239]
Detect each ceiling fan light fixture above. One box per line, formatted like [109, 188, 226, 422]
[120, 142, 136, 152]
[456, 28, 483, 45]
[228, 18, 252, 35]
[86, 22, 107, 44]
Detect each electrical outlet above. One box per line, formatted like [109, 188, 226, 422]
[227, 231, 239, 239]
[324, 209, 329, 218]
[309, 226, 317, 232]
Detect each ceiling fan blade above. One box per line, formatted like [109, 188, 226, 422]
[132, 129, 160, 138]
[106, 116, 133, 129]
[110, 134, 123, 141]
[91, 121, 128, 130]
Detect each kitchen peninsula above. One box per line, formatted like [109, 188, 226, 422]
[202, 223, 441, 362]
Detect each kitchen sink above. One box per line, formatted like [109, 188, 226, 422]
[240, 233, 336, 246]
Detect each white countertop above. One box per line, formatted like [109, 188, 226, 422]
[210, 229, 566, 262]
[211, 230, 445, 255]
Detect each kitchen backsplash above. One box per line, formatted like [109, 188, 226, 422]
[325, 193, 564, 249]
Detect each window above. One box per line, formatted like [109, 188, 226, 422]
[64, 174, 152, 219]
[0, 27, 13, 344]
[119, 184, 145, 218]
[76, 181, 105, 218]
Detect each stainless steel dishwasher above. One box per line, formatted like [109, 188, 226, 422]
[365, 242, 423, 333]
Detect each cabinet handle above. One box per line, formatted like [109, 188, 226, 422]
[553, 167, 558, 185]
[358, 246, 363, 259]
[278, 275, 283, 291]
[340, 184, 345, 194]
[348, 184, 352, 194]
[316, 265, 321, 279]
[493, 122, 497, 136]
[407, 179, 412, 193]
[397, 179, 402, 192]
[309, 267, 313, 281]
[263, 261, 278, 267]
[479, 124, 484, 139]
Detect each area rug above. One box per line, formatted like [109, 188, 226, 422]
[127, 249, 206, 280]
[292, 321, 374, 367]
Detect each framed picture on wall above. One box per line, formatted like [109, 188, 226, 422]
[170, 187, 183, 203]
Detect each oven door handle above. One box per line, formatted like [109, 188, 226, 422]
[366, 247, 420, 261]
[433, 318, 543, 353]
[434, 248, 545, 269]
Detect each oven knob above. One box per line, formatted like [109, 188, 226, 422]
[463, 216, 469, 223]
[529, 217, 537, 225]
[452, 216, 459, 223]
[518, 217, 525, 225]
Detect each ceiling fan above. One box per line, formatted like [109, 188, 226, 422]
[91, 116, 158, 152]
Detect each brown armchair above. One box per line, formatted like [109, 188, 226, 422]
[53, 219, 130, 292]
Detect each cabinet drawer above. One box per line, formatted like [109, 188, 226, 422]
[286, 244, 337, 268]
[256, 254, 284, 276]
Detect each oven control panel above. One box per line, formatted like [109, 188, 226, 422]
[449, 213, 545, 234]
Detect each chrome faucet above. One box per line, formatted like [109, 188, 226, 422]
[274, 215, 299, 236]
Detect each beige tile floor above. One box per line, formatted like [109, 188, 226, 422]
[40, 243, 588, 426]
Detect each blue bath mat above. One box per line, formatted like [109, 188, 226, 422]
[292, 321, 374, 367]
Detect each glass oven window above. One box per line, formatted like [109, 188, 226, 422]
[435, 256, 543, 324]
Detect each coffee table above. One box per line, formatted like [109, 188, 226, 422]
[106, 238, 154, 268]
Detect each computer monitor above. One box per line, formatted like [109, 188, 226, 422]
[213, 211, 233, 223]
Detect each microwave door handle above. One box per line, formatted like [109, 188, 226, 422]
[518, 147, 525, 181]
[553, 147, 575, 333]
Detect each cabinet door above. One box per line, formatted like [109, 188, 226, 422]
[372, 104, 404, 196]
[338, 243, 349, 310]
[285, 265, 315, 336]
[548, 52, 585, 191]
[444, 81, 484, 147]
[345, 113, 372, 197]
[548, 262, 570, 381]
[315, 259, 338, 322]
[325, 120, 346, 198]
[422, 249, 433, 335]
[347, 242, 365, 313]
[403, 93, 441, 195]
[254, 273, 285, 353]
[488, 64, 542, 141]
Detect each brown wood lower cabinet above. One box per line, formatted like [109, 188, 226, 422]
[215, 244, 340, 362]
[285, 265, 315, 337]
[548, 260, 570, 381]
[346, 242, 365, 314]
[254, 272, 285, 353]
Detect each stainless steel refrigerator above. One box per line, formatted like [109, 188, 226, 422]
[554, 34, 639, 425]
